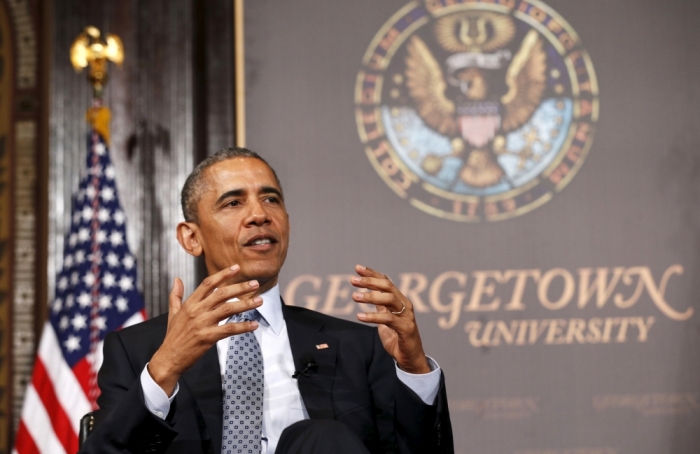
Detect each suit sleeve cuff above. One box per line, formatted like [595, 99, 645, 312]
[395, 356, 441, 405]
[140, 363, 179, 420]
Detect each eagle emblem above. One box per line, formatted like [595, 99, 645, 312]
[405, 13, 547, 187]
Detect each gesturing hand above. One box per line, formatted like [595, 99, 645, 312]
[351, 265, 431, 374]
[148, 264, 263, 395]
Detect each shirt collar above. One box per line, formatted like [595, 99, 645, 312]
[220, 284, 284, 335]
[257, 284, 283, 335]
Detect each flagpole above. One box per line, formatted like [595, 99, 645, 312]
[73, 25, 125, 408]
[87, 106, 104, 406]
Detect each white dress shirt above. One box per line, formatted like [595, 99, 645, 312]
[141, 285, 441, 454]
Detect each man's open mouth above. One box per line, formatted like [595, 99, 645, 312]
[245, 235, 277, 246]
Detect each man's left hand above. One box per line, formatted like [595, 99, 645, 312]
[351, 264, 431, 374]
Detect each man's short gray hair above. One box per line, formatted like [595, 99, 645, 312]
[180, 147, 282, 223]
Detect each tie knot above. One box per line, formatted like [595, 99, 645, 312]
[234, 309, 258, 323]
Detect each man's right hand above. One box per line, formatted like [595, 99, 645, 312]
[147, 264, 263, 396]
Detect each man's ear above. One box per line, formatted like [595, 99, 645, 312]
[176, 221, 203, 257]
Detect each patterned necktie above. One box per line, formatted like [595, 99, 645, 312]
[222, 309, 264, 454]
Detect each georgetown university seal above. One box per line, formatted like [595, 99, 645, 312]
[355, 0, 599, 221]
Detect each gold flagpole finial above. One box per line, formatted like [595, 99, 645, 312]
[70, 26, 124, 99]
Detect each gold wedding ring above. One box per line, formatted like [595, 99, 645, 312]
[391, 302, 406, 316]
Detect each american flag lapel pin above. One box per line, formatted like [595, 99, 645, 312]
[316, 343, 329, 350]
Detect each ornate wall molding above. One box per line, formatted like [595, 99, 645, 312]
[1, 0, 41, 449]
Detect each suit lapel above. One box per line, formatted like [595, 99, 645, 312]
[181, 345, 222, 453]
[283, 305, 338, 420]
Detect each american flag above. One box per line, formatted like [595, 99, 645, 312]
[14, 119, 146, 454]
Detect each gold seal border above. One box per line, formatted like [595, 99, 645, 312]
[355, 0, 600, 222]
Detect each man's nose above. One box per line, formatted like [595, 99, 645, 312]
[245, 200, 270, 226]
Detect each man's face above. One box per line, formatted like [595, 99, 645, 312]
[190, 157, 289, 289]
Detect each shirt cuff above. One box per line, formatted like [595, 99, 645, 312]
[395, 356, 441, 405]
[140, 363, 179, 420]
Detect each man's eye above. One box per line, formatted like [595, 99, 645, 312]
[226, 200, 240, 207]
[265, 196, 280, 203]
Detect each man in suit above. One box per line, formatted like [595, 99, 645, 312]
[80, 147, 453, 453]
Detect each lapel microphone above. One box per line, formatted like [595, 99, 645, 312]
[292, 356, 317, 379]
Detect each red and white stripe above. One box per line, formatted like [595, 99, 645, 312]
[13, 310, 145, 454]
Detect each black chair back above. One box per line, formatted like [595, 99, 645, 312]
[78, 412, 95, 449]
